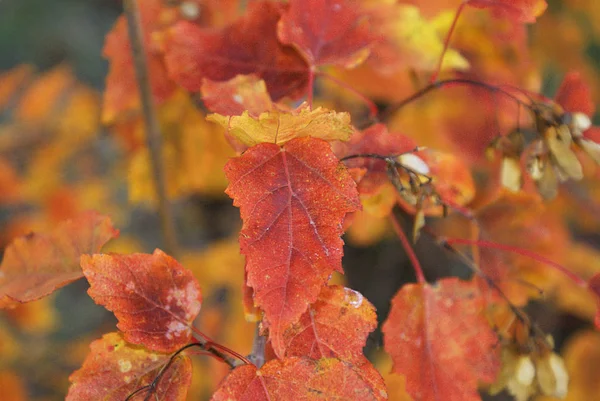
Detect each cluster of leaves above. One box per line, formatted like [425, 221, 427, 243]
[3, 0, 600, 400]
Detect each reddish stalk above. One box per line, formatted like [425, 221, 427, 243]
[316, 71, 379, 118]
[377, 78, 531, 124]
[445, 237, 588, 287]
[209, 342, 252, 365]
[430, 1, 467, 83]
[190, 327, 249, 366]
[390, 213, 426, 283]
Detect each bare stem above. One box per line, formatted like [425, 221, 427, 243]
[190, 326, 248, 367]
[430, 1, 467, 83]
[390, 213, 426, 283]
[377, 78, 532, 124]
[444, 237, 588, 288]
[248, 323, 266, 368]
[316, 71, 379, 119]
[124, 0, 178, 256]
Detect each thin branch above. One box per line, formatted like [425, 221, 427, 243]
[190, 326, 250, 367]
[444, 237, 588, 288]
[377, 78, 532, 125]
[430, 1, 467, 83]
[316, 71, 379, 119]
[438, 239, 552, 349]
[390, 212, 426, 283]
[124, 0, 179, 256]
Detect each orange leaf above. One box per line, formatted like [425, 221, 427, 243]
[383, 278, 499, 401]
[0, 211, 119, 308]
[422, 149, 475, 213]
[277, 0, 374, 68]
[282, 285, 376, 362]
[67, 332, 192, 401]
[211, 357, 387, 401]
[0, 370, 27, 401]
[164, 1, 309, 101]
[224, 137, 361, 358]
[475, 191, 569, 305]
[467, 0, 547, 23]
[201, 75, 273, 116]
[81, 250, 202, 353]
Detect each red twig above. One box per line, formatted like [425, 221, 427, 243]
[430, 1, 467, 83]
[444, 237, 588, 287]
[316, 71, 379, 118]
[390, 213, 426, 283]
[190, 326, 248, 367]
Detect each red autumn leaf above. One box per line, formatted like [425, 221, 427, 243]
[382, 278, 499, 401]
[277, 0, 374, 68]
[211, 357, 387, 401]
[164, 1, 309, 101]
[81, 249, 202, 353]
[589, 273, 600, 329]
[0, 211, 119, 309]
[201, 75, 273, 116]
[102, 0, 176, 124]
[467, 0, 547, 23]
[554, 71, 595, 116]
[282, 285, 376, 363]
[67, 332, 192, 401]
[224, 137, 361, 358]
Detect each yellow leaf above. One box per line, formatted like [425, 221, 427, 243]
[366, 3, 469, 73]
[208, 105, 354, 146]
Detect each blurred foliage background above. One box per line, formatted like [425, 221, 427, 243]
[1, 0, 600, 400]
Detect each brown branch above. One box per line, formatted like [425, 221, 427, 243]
[123, 0, 179, 256]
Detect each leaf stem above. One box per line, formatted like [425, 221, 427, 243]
[124, 0, 179, 256]
[316, 71, 379, 118]
[377, 78, 532, 124]
[439, 239, 553, 349]
[430, 1, 467, 83]
[390, 213, 426, 283]
[190, 326, 250, 367]
[444, 237, 588, 288]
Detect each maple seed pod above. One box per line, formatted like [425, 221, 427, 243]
[569, 112, 592, 137]
[514, 356, 535, 387]
[398, 153, 430, 175]
[545, 125, 583, 180]
[578, 138, 600, 164]
[536, 352, 568, 398]
[500, 157, 523, 193]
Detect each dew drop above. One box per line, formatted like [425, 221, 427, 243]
[344, 288, 363, 308]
